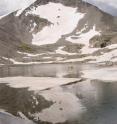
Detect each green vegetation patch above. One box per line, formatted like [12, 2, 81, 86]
[18, 43, 34, 52]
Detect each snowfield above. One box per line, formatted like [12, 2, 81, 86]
[27, 2, 85, 45]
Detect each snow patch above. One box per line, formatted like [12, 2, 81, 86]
[96, 49, 117, 63]
[56, 46, 77, 55]
[56, 57, 64, 61]
[30, 22, 37, 32]
[2, 56, 53, 65]
[67, 25, 101, 54]
[17, 51, 44, 57]
[107, 44, 117, 49]
[15, 8, 26, 16]
[42, 56, 51, 59]
[67, 26, 100, 45]
[10, 59, 53, 65]
[62, 56, 96, 63]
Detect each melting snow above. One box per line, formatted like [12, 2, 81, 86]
[15, 8, 26, 16]
[17, 51, 44, 57]
[30, 22, 37, 32]
[55, 46, 77, 55]
[27, 2, 85, 45]
[62, 56, 96, 63]
[107, 44, 117, 49]
[2, 56, 53, 65]
[67, 26, 99, 45]
[96, 49, 117, 63]
[67, 25, 101, 54]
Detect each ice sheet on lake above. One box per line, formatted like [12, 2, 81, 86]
[82, 67, 117, 81]
[0, 77, 81, 91]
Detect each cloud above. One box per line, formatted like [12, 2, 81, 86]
[0, 0, 36, 16]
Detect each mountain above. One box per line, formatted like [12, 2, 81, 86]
[0, 0, 117, 65]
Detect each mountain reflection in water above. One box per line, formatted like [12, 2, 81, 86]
[0, 64, 117, 124]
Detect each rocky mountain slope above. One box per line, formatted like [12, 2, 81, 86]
[0, 0, 117, 65]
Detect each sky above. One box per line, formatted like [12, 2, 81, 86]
[84, 0, 117, 16]
[0, 0, 117, 16]
[0, 0, 36, 16]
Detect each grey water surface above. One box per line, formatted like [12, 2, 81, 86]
[0, 64, 117, 124]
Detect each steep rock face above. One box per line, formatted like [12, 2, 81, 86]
[0, 0, 117, 64]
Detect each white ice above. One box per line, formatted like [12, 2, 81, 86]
[82, 67, 117, 81]
[0, 77, 81, 91]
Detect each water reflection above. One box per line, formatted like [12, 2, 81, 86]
[0, 84, 53, 124]
[38, 87, 86, 123]
[72, 80, 117, 124]
[0, 64, 92, 78]
[0, 112, 34, 124]
[0, 64, 117, 124]
[0, 79, 117, 124]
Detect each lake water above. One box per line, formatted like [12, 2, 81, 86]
[0, 64, 117, 124]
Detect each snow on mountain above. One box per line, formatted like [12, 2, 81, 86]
[55, 46, 77, 55]
[66, 25, 101, 54]
[0, 0, 116, 65]
[67, 26, 100, 45]
[15, 8, 27, 16]
[26, 2, 85, 45]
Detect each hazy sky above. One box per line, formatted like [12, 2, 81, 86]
[0, 0, 117, 16]
[84, 0, 117, 16]
[0, 0, 36, 16]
